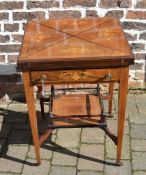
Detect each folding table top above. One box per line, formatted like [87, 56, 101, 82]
[17, 17, 134, 71]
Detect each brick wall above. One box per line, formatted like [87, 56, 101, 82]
[0, 0, 146, 102]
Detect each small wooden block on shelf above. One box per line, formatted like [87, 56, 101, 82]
[48, 94, 106, 128]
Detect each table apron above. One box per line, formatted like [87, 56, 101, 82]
[30, 68, 121, 85]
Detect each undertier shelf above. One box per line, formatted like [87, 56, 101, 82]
[48, 94, 106, 128]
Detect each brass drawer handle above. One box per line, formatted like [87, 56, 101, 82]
[104, 73, 112, 80]
[41, 74, 47, 82]
[40, 74, 51, 98]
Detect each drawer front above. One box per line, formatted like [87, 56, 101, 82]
[31, 68, 120, 85]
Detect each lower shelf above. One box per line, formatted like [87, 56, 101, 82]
[48, 94, 106, 128]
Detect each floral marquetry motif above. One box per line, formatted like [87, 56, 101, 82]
[59, 47, 92, 54]
[17, 17, 134, 167]
[59, 71, 98, 81]
[35, 32, 47, 43]
[17, 17, 134, 71]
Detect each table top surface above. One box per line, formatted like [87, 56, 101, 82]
[17, 17, 134, 71]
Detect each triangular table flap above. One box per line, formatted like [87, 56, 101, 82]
[23, 36, 125, 61]
[33, 17, 111, 36]
[20, 21, 71, 58]
[77, 27, 131, 53]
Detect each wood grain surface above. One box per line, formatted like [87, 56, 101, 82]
[17, 17, 134, 71]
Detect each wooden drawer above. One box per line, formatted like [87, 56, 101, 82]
[30, 68, 120, 85]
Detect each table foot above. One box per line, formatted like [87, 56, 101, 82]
[36, 161, 41, 166]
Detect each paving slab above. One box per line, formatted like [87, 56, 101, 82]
[0, 145, 28, 173]
[56, 128, 81, 148]
[130, 124, 146, 140]
[133, 171, 146, 175]
[126, 94, 137, 113]
[126, 94, 137, 120]
[104, 160, 131, 175]
[129, 112, 146, 124]
[22, 159, 50, 175]
[103, 99, 117, 115]
[135, 94, 146, 113]
[132, 152, 146, 170]
[0, 94, 146, 174]
[28, 145, 53, 160]
[126, 95, 137, 114]
[107, 119, 129, 135]
[0, 104, 8, 123]
[105, 134, 130, 159]
[5, 104, 27, 123]
[8, 129, 31, 144]
[12, 123, 30, 130]
[0, 139, 6, 154]
[52, 148, 78, 166]
[0, 116, 4, 123]
[0, 173, 18, 175]
[0, 158, 23, 174]
[111, 94, 118, 115]
[131, 139, 146, 152]
[77, 170, 103, 175]
[0, 111, 4, 123]
[6, 145, 28, 159]
[49, 166, 76, 175]
[77, 144, 104, 171]
[106, 94, 129, 120]
[81, 128, 105, 144]
[0, 123, 12, 139]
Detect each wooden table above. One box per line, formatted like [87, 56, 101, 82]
[17, 17, 134, 165]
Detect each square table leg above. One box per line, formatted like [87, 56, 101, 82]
[22, 72, 41, 165]
[116, 67, 129, 165]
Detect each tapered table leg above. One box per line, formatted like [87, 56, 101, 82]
[116, 67, 129, 165]
[22, 72, 41, 165]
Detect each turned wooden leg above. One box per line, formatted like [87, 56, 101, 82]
[116, 67, 129, 165]
[108, 82, 114, 116]
[22, 72, 41, 165]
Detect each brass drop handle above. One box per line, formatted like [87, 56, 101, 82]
[40, 75, 50, 98]
[41, 74, 47, 82]
[41, 74, 46, 93]
[104, 73, 112, 80]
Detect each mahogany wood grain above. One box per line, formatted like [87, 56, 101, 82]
[22, 72, 41, 165]
[31, 68, 120, 85]
[52, 94, 101, 117]
[49, 116, 103, 128]
[17, 17, 134, 71]
[49, 94, 102, 128]
[17, 17, 135, 165]
[116, 66, 129, 165]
